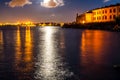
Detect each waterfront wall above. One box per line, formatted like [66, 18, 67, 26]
[62, 22, 120, 31]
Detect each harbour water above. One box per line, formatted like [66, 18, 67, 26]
[0, 26, 120, 80]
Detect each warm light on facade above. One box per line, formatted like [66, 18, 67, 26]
[76, 3, 120, 23]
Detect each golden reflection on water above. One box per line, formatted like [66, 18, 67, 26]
[0, 31, 3, 45]
[15, 27, 21, 58]
[24, 27, 33, 62]
[81, 30, 110, 68]
[14, 27, 33, 79]
[0, 31, 4, 60]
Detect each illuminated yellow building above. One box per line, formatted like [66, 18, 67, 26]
[76, 11, 93, 23]
[76, 3, 120, 23]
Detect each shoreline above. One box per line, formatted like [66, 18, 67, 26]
[0, 23, 120, 32]
[62, 22, 120, 32]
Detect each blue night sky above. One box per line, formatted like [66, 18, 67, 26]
[0, 0, 120, 23]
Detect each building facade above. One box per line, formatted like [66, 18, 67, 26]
[76, 3, 120, 24]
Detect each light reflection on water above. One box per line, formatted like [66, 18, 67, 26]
[35, 27, 74, 80]
[14, 27, 34, 80]
[81, 30, 106, 66]
[0, 27, 120, 80]
[80, 30, 120, 80]
[0, 31, 3, 61]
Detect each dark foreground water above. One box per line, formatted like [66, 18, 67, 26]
[0, 26, 120, 80]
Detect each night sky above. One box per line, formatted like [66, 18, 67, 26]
[0, 0, 120, 23]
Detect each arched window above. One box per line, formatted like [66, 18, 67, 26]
[113, 9, 116, 13]
[110, 15, 112, 19]
[105, 16, 107, 20]
[113, 15, 116, 19]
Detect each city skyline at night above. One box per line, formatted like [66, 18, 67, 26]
[0, 0, 120, 23]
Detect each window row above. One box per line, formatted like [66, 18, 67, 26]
[109, 8, 116, 13]
[93, 15, 116, 20]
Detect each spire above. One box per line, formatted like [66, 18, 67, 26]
[76, 13, 79, 17]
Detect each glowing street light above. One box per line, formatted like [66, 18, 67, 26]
[82, 20, 85, 24]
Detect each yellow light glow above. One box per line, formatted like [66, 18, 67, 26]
[25, 28, 33, 62]
[17, 21, 35, 27]
[15, 28, 33, 73]
[16, 21, 20, 25]
[60, 23, 64, 27]
[0, 31, 3, 45]
[0, 31, 3, 58]
[82, 21, 85, 24]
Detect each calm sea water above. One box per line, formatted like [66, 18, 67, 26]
[0, 26, 120, 80]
